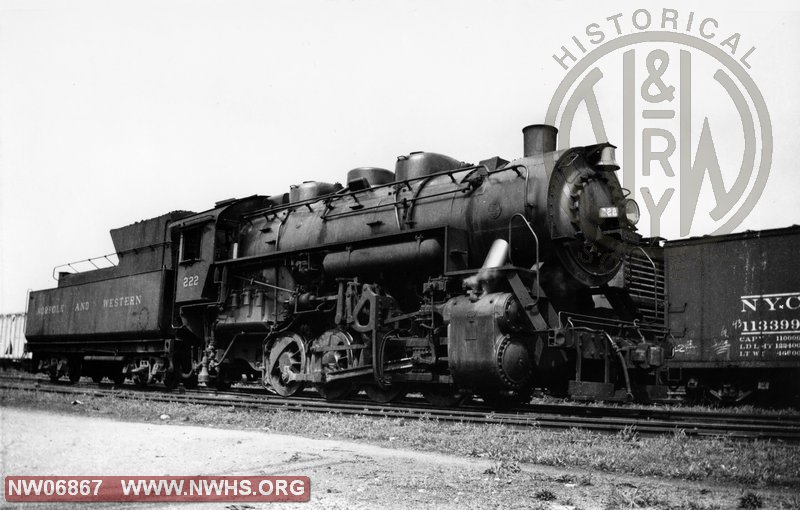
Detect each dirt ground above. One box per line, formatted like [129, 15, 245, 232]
[0, 407, 796, 509]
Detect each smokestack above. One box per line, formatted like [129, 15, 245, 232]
[522, 124, 558, 157]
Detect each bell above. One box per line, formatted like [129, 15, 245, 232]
[197, 362, 210, 385]
[596, 146, 620, 171]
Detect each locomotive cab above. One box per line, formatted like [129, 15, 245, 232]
[174, 217, 216, 304]
[173, 196, 272, 305]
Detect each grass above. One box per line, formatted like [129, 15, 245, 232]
[3, 386, 800, 490]
[528, 394, 800, 417]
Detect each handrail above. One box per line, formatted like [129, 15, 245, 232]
[507, 213, 541, 305]
[52, 253, 119, 280]
[325, 184, 474, 222]
[243, 163, 528, 223]
[326, 164, 497, 223]
[51, 240, 173, 280]
[556, 310, 669, 335]
[246, 164, 479, 220]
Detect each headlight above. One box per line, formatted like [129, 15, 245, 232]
[623, 199, 640, 225]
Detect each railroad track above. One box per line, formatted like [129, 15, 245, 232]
[2, 373, 800, 441]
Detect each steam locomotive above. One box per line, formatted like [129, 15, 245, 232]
[25, 125, 673, 406]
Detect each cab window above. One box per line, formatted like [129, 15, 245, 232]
[180, 228, 203, 262]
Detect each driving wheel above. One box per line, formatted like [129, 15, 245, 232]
[266, 333, 307, 396]
[311, 329, 356, 401]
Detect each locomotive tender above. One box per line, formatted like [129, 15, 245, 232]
[25, 125, 673, 406]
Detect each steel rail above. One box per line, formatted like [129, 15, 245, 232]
[1, 372, 797, 427]
[2, 378, 799, 442]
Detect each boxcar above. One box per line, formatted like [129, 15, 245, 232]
[664, 226, 800, 403]
[0, 313, 28, 366]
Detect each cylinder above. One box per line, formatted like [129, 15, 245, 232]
[522, 124, 558, 157]
[445, 293, 532, 391]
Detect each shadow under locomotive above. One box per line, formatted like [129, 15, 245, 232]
[25, 125, 674, 407]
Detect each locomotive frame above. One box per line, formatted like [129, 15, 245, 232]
[25, 124, 674, 407]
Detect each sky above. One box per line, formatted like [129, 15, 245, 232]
[1, 0, 799, 313]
